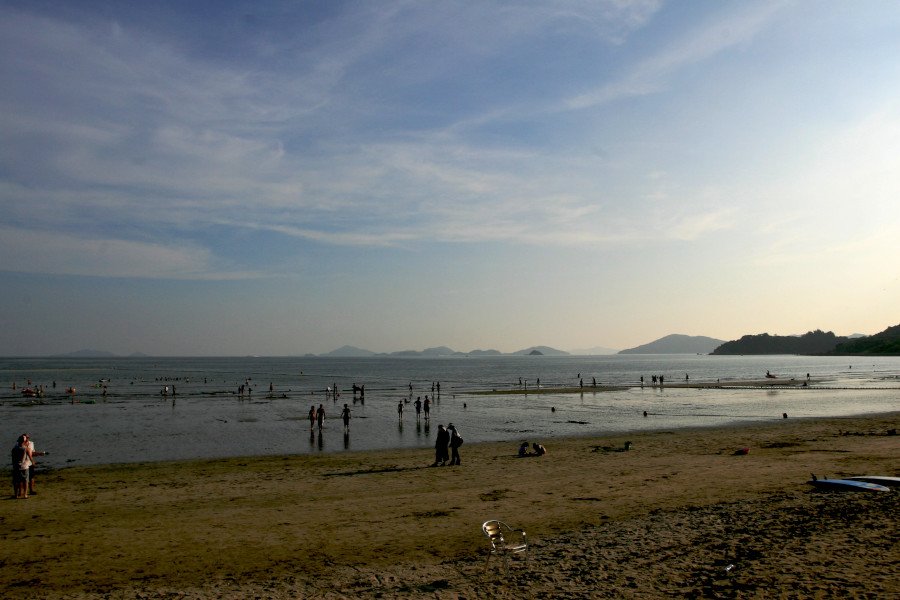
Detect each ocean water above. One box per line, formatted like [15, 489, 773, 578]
[2, 354, 899, 468]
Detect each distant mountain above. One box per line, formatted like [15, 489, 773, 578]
[320, 345, 377, 357]
[712, 330, 849, 355]
[512, 346, 569, 356]
[420, 346, 456, 356]
[619, 335, 725, 355]
[569, 345, 619, 355]
[50, 349, 118, 358]
[464, 349, 503, 356]
[831, 324, 900, 354]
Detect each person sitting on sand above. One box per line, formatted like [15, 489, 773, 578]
[518, 442, 529, 456]
[532, 443, 546, 456]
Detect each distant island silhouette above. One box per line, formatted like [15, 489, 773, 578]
[32, 323, 900, 358]
[618, 334, 725, 355]
[711, 324, 900, 355]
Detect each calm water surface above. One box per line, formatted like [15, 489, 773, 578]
[2, 355, 898, 468]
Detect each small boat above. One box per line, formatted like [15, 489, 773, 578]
[846, 476, 900, 488]
[808, 474, 890, 492]
[21, 388, 36, 397]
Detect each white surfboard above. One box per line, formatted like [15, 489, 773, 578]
[846, 476, 900, 488]
[808, 475, 890, 492]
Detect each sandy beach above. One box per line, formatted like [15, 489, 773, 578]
[3, 412, 898, 599]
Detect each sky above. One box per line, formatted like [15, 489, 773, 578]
[1, 0, 899, 356]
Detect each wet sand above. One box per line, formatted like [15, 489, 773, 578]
[471, 377, 818, 395]
[3, 413, 898, 599]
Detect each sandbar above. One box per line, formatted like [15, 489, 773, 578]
[2, 413, 898, 599]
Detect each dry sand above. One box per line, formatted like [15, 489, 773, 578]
[3, 413, 898, 599]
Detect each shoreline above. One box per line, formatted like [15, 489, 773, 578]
[3, 412, 898, 599]
[26, 406, 900, 473]
[467, 377, 824, 395]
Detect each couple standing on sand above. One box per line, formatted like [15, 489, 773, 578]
[433, 423, 463, 466]
[11, 433, 45, 499]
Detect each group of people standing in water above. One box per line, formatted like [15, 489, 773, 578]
[306, 397, 463, 467]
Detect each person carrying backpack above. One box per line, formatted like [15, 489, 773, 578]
[448, 424, 463, 466]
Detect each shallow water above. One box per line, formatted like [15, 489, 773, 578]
[2, 354, 898, 468]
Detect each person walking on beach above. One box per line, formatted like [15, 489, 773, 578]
[433, 425, 450, 466]
[316, 404, 325, 430]
[423, 396, 431, 420]
[397, 400, 404, 421]
[447, 423, 463, 466]
[414, 397, 422, 420]
[340, 404, 351, 432]
[308, 406, 316, 430]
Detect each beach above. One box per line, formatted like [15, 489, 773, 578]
[3, 412, 899, 599]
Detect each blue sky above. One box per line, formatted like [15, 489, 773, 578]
[2, 0, 899, 356]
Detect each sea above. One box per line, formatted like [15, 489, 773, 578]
[2, 354, 899, 469]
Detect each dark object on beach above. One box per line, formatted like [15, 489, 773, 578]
[733, 447, 750, 455]
[593, 442, 632, 453]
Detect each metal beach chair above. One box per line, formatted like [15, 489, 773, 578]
[482, 520, 528, 574]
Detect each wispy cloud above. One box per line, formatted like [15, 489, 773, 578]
[0, 226, 250, 280]
[565, 1, 788, 110]
[0, 0, 799, 282]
